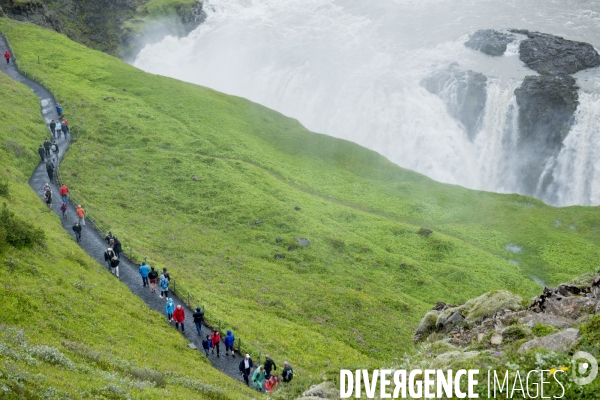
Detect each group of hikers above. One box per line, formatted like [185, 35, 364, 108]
[37, 98, 294, 394]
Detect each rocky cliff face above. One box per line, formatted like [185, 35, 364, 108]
[0, 0, 204, 59]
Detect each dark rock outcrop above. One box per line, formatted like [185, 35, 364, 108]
[422, 66, 487, 140]
[512, 74, 578, 194]
[464, 29, 515, 56]
[510, 29, 600, 75]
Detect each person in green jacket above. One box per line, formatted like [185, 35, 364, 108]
[252, 365, 266, 392]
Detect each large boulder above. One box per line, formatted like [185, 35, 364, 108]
[422, 65, 487, 140]
[519, 313, 574, 329]
[543, 296, 597, 320]
[510, 30, 600, 75]
[465, 29, 515, 56]
[300, 382, 338, 399]
[462, 290, 524, 325]
[518, 328, 580, 353]
[513, 74, 579, 195]
[414, 310, 440, 343]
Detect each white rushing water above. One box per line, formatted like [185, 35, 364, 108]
[134, 0, 600, 206]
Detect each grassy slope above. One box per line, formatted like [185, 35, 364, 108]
[2, 18, 600, 392]
[0, 69, 251, 398]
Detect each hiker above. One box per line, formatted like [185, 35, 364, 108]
[104, 247, 116, 269]
[38, 145, 45, 162]
[211, 329, 221, 357]
[282, 361, 293, 382]
[104, 232, 115, 244]
[264, 355, 277, 379]
[60, 202, 67, 218]
[162, 267, 171, 282]
[265, 375, 279, 393]
[55, 120, 62, 139]
[59, 184, 69, 203]
[148, 267, 159, 292]
[139, 262, 150, 287]
[49, 121, 56, 138]
[4, 50, 9, 64]
[43, 139, 51, 156]
[192, 307, 204, 336]
[165, 297, 175, 322]
[159, 272, 169, 298]
[61, 118, 69, 137]
[72, 222, 82, 243]
[173, 305, 185, 332]
[224, 329, 235, 356]
[56, 103, 62, 117]
[110, 255, 120, 278]
[44, 188, 52, 209]
[46, 162, 54, 183]
[113, 237, 122, 258]
[239, 354, 254, 386]
[252, 365, 266, 392]
[76, 205, 85, 226]
[202, 335, 211, 356]
[51, 141, 59, 156]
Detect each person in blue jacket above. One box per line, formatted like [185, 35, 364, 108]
[159, 272, 169, 299]
[165, 298, 175, 322]
[201, 335, 211, 357]
[56, 103, 62, 117]
[139, 262, 150, 287]
[224, 330, 235, 356]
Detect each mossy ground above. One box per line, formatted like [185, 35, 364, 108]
[2, 17, 600, 395]
[0, 68, 252, 398]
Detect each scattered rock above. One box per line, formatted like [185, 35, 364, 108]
[510, 30, 600, 75]
[490, 333, 503, 346]
[519, 313, 574, 329]
[422, 66, 487, 140]
[295, 238, 310, 247]
[192, 175, 200, 181]
[276, 236, 282, 243]
[287, 246, 296, 251]
[249, 220, 263, 226]
[294, 206, 301, 211]
[417, 228, 434, 237]
[414, 310, 440, 343]
[123, 88, 127, 91]
[465, 29, 515, 56]
[274, 254, 285, 260]
[301, 382, 338, 399]
[543, 296, 597, 320]
[188, 343, 197, 350]
[518, 328, 580, 353]
[462, 290, 524, 325]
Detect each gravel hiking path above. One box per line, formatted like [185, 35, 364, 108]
[0, 34, 247, 384]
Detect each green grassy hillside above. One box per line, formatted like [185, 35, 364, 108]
[2, 17, 600, 394]
[0, 67, 251, 399]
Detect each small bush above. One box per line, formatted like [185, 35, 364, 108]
[502, 325, 531, 342]
[29, 345, 75, 370]
[532, 323, 559, 337]
[0, 203, 45, 247]
[3, 139, 25, 158]
[0, 180, 8, 198]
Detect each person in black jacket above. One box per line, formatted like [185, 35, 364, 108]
[239, 354, 254, 386]
[104, 247, 116, 269]
[148, 267, 159, 292]
[282, 361, 293, 382]
[264, 355, 277, 379]
[192, 307, 204, 336]
[72, 222, 82, 243]
[110, 255, 120, 278]
[46, 162, 54, 183]
[113, 238, 122, 259]
[38, 145, 45, 162]
[104, 231, 114, 244]
[43, 139, 51, 157]
[49, 120, 56, 138]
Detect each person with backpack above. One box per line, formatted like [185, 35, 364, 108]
[72, 222, 82, 243]
[165, 297, 175, 322]
[60, 202, 67, 219]
[110, 255, 120, 278]
[192, 307, 204, 336]
[113, 238, 122, 259]
[49, 120, 56, 138]
[104, 247, 116, 269]
[211, 329, 221, 357]
[61, 118, 69, 137]
[43, 139, 51, 157]
[139, 262, 150, 287]
[282, 361, 293, 382]
[202, 335, 211, 356]
[162, 267, 171, 282]
[46, 162, 54, 183]
[104, 232, 115, 244]
[173, 305, 185, 332]
[239, 354, 254, 386]
[224, 329, 235, 356]
[148, 267, 159, 292]
[264, 355, 277, 379]
[59, 184, 69, 203]
[252, 365, 266, 392]
[38, 145, 45, 162]
[55, 121, 62, 139]
[51, 141, 59, 156]
[44, 188, 52, 209]
[4, 50, 10, 64]
[76, 205, 85, 226]
[159, 272, 169, 298]
[56, 104, 62, 117]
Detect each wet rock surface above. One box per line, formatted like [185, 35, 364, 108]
[464, 29, 515, 56]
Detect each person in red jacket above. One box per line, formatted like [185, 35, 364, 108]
[59, 184, 69, 203]
[173, 305, 185, 332]
[211, 329, 221, 357]
[4, 50, 9, 64]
